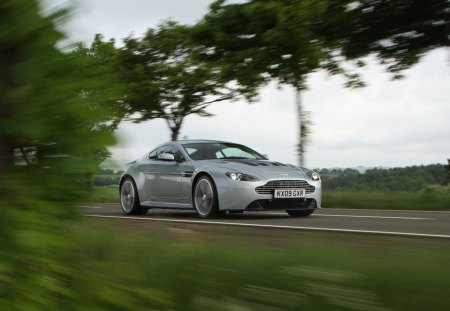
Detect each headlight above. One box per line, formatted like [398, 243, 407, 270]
[226, 172, 259, 182]
[310, 172, 320, 180]
[301, 167, 320, 181]
[309, 171, 320, 181]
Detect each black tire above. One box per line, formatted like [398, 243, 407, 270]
[286, 209, 314, 217]
[193, 175, 219, 218]
[218, 210, 227, 217]
[120, 178, 148, 215]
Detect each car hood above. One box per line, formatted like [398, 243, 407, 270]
[205, 159, 308, 180]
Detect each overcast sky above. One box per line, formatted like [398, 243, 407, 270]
[44, 0, 450, 168]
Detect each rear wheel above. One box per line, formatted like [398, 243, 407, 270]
[286, 209, 314, 217]
[193, 175, 219, 218]
[120, 178, 148, 215]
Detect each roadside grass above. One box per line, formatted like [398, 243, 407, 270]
[323, 191, 450, 210]
[91, 186, 450, 210]
[67, 219, 450, 310]
[86, 185, 118, 203]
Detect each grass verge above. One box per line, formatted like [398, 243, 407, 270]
[86, 185, 119, 203]
[323, 191, 450, 210]
[66, 219, 450, 310]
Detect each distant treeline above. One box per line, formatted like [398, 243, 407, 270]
[317, 164, 448, 192]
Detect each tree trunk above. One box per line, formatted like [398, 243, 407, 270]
[167, 118, 183, 141]
[171, 128, 179, 141]
[295, 88, 304, 167]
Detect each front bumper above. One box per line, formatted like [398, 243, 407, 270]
[216, 179, 322, 211]
[245, 198, 318, 211]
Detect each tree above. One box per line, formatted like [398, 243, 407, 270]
[193, 0, 364, 166]
[334, 0, 449, 77]
[70, 35, 124, 164]
[446, 159, 450, 185]
[115, 21, 257, 141]
[0, 0, 116, 308]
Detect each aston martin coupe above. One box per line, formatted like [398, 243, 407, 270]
[119, 140, 321, 218]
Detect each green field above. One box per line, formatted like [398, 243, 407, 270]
[323, 191, 450, 210]
[59, 219, 450, 310]
[86, 185, 119, 203]
[89, 186, 450, 210]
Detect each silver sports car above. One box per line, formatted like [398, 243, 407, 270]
[119, 140, 321, 218]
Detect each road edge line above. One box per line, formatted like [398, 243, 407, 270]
[83, 214, 450, 239]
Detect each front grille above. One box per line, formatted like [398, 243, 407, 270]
[255, 180, 315, 195]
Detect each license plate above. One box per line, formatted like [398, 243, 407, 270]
[274, 189, 305, 198]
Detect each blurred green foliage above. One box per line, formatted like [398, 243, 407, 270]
[334, 0, 450, 77]
[198, 0, 449, 79]
[86, 185, 119, 203]
[62, 220, 450, 310]
[0, 0, 117, 309]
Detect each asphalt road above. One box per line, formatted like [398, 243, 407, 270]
[82, 203, 450, 239]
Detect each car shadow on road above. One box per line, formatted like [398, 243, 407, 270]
[145, 210, 290, 220]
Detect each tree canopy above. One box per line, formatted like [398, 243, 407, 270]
[191, 0, 448, 164]
[195, 0, 448, 81]
[193, 0, 365, 89]
[336, 0, 449, 77]
[192, 0, 365, 165]
[105, 21, 258, 141]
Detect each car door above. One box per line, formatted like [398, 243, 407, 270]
[143, 145, 184, 204]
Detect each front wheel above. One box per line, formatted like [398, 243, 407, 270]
[193, 175, 219, 218]
[120, 178, 147, 215]
[286, 209, 314, 217]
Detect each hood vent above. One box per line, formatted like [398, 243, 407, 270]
[269, 162, 286, 167]
[222, 159, 287, 167]
[222, 159, 258, 166]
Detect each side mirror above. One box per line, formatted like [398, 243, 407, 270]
[157, 153, 175, 161]
[262, 154, 269, 160]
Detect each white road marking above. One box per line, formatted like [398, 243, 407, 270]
[81, 207, 431, 220]
[260, 212, 431, 220]
[79, 206, 103, 209]
[83, 214, 450, 239]
[316, 214, 431, 220]
[321, 208, 450, 213]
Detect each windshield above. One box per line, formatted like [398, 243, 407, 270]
[182, 142, 265, 161]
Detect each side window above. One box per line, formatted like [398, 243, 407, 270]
[148, 149, 158, 160]
[166, 145, 185, 161]
[150, 145, 185, 161]
[159, 145, 174, 155]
